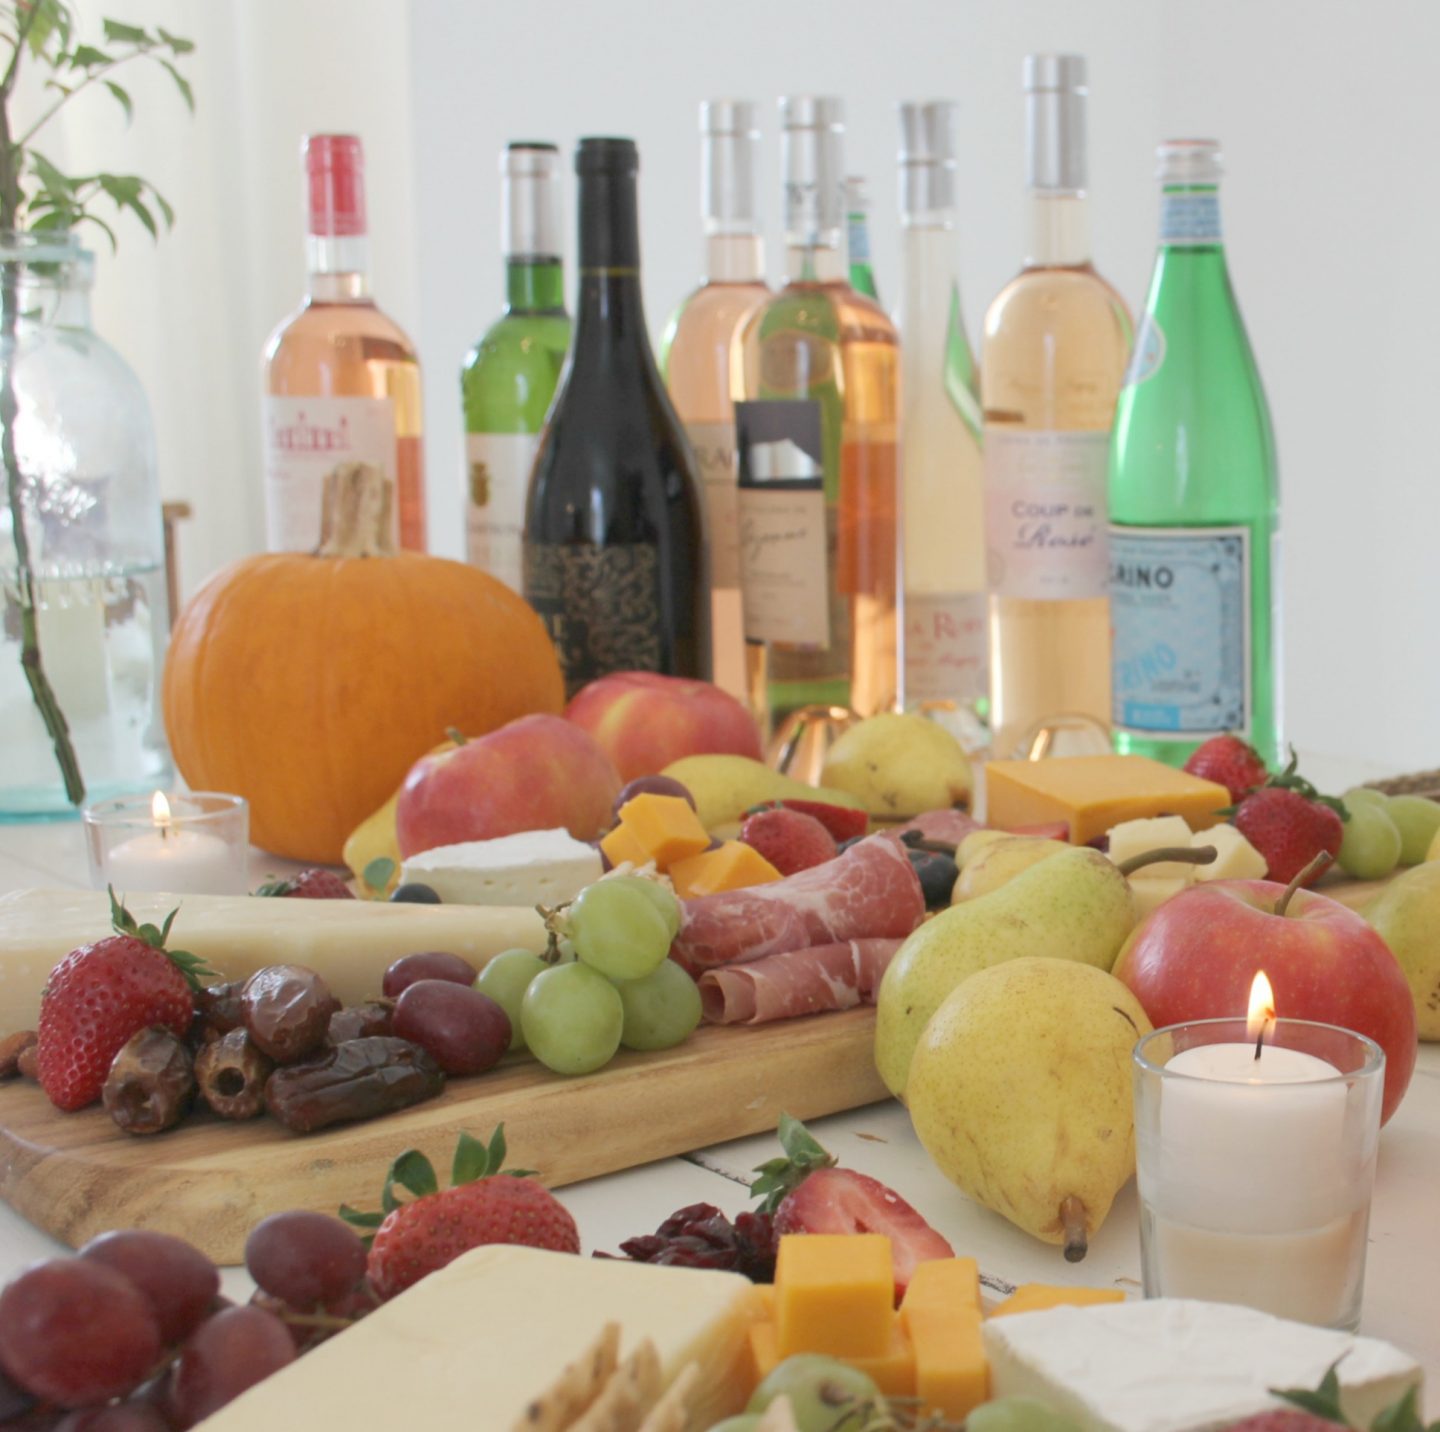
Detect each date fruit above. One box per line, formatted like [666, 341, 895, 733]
[327, 1001, 393, 1045]
[241, 966, 338, 1064]
[103, 1029, 194, 1136]
[381, 951, 477, 999]
[194, 1030, 274, 1121]
[0, 1031, 36, 1080]
[192, 982, 246, 1046]
[263, 1037, 443, 1134]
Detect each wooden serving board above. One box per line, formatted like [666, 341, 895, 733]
[0, 1006, 885, 1264]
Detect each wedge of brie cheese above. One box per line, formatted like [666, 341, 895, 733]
[400, 828, 603, 907]
[199, 1244, 767, 1430]
[983, 1299, 1423, 1432]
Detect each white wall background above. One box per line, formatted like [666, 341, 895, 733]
[52, 0, 1440, 768]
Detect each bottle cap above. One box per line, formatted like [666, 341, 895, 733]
[1023, 53, 1087, 192]
[779, 95, 845, 241]
[304, 134, 366, 238]
[576, 137, 639, 176]
[1157, 139, 1223, 185]
[502, 142, 562, 259]
[700, 100, 761, 228]
[898, 100, 958, 214]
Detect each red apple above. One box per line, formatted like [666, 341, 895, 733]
[1112, 879, 1417, 1123]
[396, 714, 621, 858]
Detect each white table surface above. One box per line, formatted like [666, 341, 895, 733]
[0, 755, 1435, 1398]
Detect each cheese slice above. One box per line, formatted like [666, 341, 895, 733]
[983, 1299, 1423, 1432]
[985, 756, 1230, 846]
[1191, 823, 1269, 882]
[199, 1244, 767, 1431]
[400, 828, 602, 907]
[0, 888, 545, 1032]
[1105, 816, 1200, 882]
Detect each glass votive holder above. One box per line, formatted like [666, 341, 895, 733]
[83, 791, 250, 896]
[1133, 1017, 1385, 1332]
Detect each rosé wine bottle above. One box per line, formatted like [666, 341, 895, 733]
[261, 135, 426, 552]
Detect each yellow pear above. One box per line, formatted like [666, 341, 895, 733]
[956, 829, 1011, 866]
[1366, 861, 1440, 1039]
[906, 957, 1153, 1256]
[820, 713, 972, 818]
[951, 834, 1071, 902]
[874, 847, 1135, 1098]
[659, 754, 864, 833]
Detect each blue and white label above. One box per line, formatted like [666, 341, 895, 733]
[1110, 525, 1251, 736]
[1160, 191, 1222, 245]
[1123, 313, 1166, 387]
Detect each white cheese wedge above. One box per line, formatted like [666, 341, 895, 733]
[400, 828, 603, 907]
[199, 1244, 767, 1430]
[0, 888, 545, 1032]
[1192, 822, 1269, 882]
[1107, 816, 1200, 882]
[983, 1299, 1423, 1432]
[1129, 875, 1190, 921]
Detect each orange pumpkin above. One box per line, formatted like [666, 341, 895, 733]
[162, 465, 564, 863]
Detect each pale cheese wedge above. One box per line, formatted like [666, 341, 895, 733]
[198, 1245, 768, 1431]
[1191, 823, 1268, 882]
[1129, 876, 1191, 921]
[1106, 816, 1200, 883]
[0, 888, 545, 1033]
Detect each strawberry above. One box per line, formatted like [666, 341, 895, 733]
[1185, 734, 1270, 803]
[775, 799, 869, 843]
[342, 1127, 579, 1301]
[739, 808, 837, 876]
[255, 869, 355, 900]
[750, 1115, 953, 1298]
[1233, 788, 1343, 886]
[37, 891, 212, 1112]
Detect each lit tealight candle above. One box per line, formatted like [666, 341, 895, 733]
[104, 792, 246, 896]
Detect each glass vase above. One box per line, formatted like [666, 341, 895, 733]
[0, 232, 171, 818]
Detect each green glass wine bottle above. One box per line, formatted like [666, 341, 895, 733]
[462, 143, 571, 592]
[1109, 140, 1281, 768]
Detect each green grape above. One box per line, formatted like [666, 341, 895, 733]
[1336, 804, 1402, 881]
[747, 1355, 881, 1432]
[1341, 786, 1389, 812]
[474, 949, 548, 1051]
[520, 963, 623, 1075]
[968, 1396, 1086, 1432]
[617, 960, 702, 1051]
[1384, 795, 1440, 865]
[609, 875, 682, 939]
[568, 880, 672, 981]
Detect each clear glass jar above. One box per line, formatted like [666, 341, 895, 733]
[0, 232, 171, 818]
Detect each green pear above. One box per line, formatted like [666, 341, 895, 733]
[659, 755, 864, 833]
[820, 712, 972, 818]
[874, 847, 1135, 1098]
[952, 834, 1072, 902]
[1366, 860, 1440, 1039]
[906, 957, 1153, 1256]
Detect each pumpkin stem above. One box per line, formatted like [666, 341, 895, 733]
[317, 463, 394, 559]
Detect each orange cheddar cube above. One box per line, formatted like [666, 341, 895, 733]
[599, 822, 651, 870]
[989, 1283, 1126, 1318]
[670, 841, 783, 901]
[749, 1320, 917, 1399]
[899, 1257, 981, 1317]
[615, 793, 711, 870]
[906, 1303, 987, 1419]
[984, 755, 1230, 845]
[775, 1233, 894, 1360]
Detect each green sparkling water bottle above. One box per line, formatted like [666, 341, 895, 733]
[1109, 140, 1281, 767]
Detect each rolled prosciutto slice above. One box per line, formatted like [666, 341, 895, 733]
[671, 835, 923, 974]
[698, 938, 904, 1025]
[885, 808, 984, 847]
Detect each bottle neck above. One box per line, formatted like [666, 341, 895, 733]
[703, 231, 764, 284]
[506, 255, 566, 312]
[306, 234, 372, 302]
[1024, 192, 1091, 267]
[1157, 184, 1224, 250]
[784, 239, 846, 285]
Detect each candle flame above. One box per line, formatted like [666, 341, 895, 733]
[1246, 970, 1276, 1044]
[151, 791, 172, 829]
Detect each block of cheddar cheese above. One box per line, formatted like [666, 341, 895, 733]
[984, 755, 1230, 845]
[749, 1319, 917, 1398]
[899, 1256, 981, 1316]
[989, 1283, 1127, 1318]
[670, 841, 782, 900]
[615, 792, 711, 870]
[599, 821, 651, 871]
[775, 1233, 894, 1360]
[908, 1303, 987, 1419]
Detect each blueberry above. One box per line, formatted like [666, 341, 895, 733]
[389, 882, 441, 904]
[908, 849, 959, 909]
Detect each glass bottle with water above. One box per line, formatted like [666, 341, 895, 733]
[1109, 141, 1281, 767]
[0, 233, 172, 817]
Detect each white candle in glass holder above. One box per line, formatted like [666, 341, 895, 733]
[105, 792, 244, 896]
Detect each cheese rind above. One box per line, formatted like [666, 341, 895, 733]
[199, 1244, 766, 1430]
[0, 888, 545, 1032]
[982, 1299, 1423, 1432]
[985, 756, 1230, 845]
[400, 828, 602, 906]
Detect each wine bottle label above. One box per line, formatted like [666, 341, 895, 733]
[1110, 525, 1251, 736]
[904, 592, 989, 703]
[1123, 314, 1167, 387]
[1160, 191, 1222, 245]
[465, 432, 539, 594]
[734, 400, 830, 646]
[684, 420, 741, 591]
[523, 541, 662, 694]
[983, 429, 1110, 600]
[262, 396, 399, 551]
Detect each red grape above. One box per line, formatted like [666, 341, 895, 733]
[381, 950, 478, 998]
[54, 1405, 171, 1431]
[612, 775, 695, 821]
[79, 1230, 219, 1345]
[391, 979, 510, 1075]
[164, 1305, 295, 1428]
[0, 1258, 161, 1407]
[244, 1210, 366, 1308]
